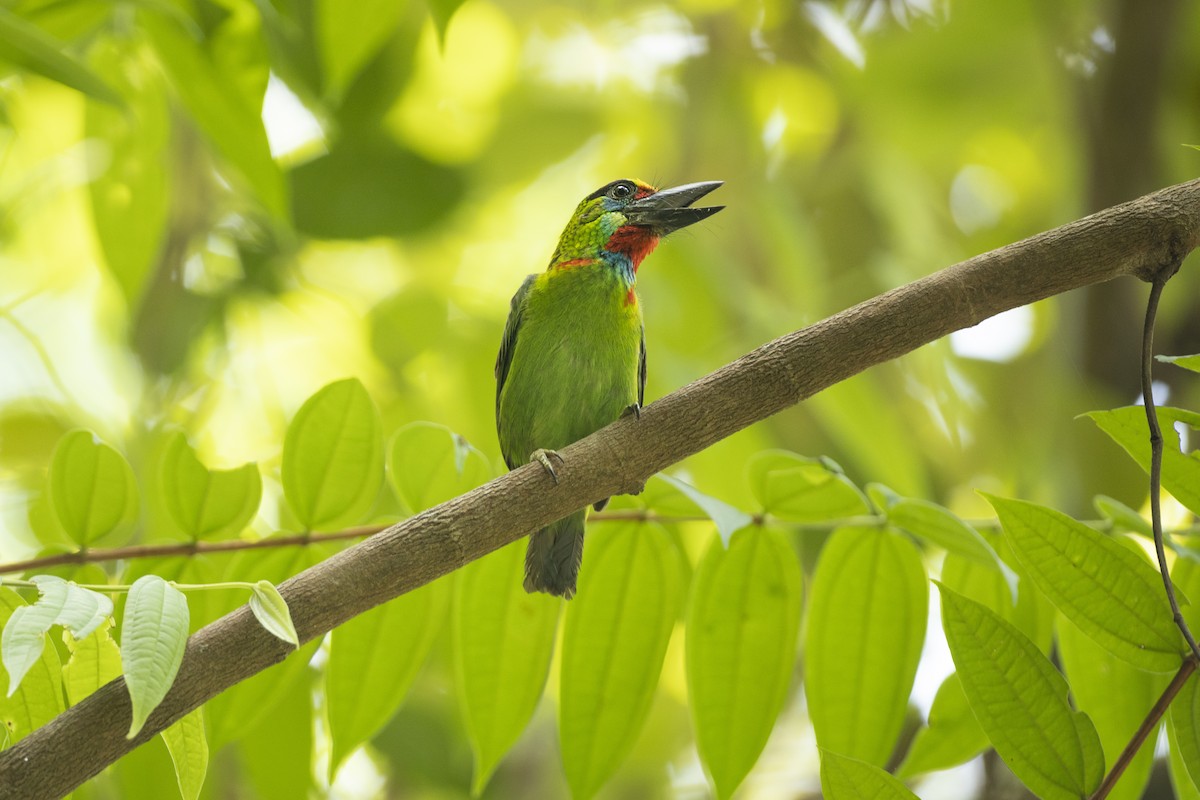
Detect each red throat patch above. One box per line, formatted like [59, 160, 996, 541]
[605, 225, 660, 271]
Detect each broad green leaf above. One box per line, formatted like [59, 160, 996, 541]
[139, 10, 286, 218]
[454, 540, 560, 794]
[746, 450, 868, 522]
[388, 422, 491, 514]
[941, 548, 1054, 654]
[248, 581, 298, 647]
[161, 707, 207, 800]
[820, 749, 920, 800]
[988, 494, 1181, 671]
[159, 432, 261, 541]
[1159, 353, 1200, 373]
[48, 429, 139, 546]
[687, 527, 802, 799]
[1093, 494, 1153, 537]
[1170, 711, 1200, 800]
[938, 584, 1104, 800]
[806, 526, 926, 766]
[560, 523, 685, 799]
[1088, 406, 1200, 516]
[1058, 615, 1167, 800]
[316, 0, 403, 99]
[658, 473, 752, 545]
[0, 588, 65, 745]
[428, 0, 467, 43]
[240, 666, 315, 799]
[0, 8, 123, 106]
[327, 577, 448, 773]
[282, 379, 384, 530]
[123, 575, 190, 738]
[2, 577, 68, 695]
[897, 673, 988, 777]
[49, 579, 113, 642]
[63, 620, 123, 705]
[1172, 671, 1200, 794]
[888, 497, 1018, 596]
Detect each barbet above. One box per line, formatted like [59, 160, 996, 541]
[495, 178, 723, 598]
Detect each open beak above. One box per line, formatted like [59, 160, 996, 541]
[624, 181, 724, 235]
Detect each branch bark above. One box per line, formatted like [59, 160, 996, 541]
[3, 180, 1200, 798]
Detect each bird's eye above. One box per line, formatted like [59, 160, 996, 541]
[609, 182, 634, 200]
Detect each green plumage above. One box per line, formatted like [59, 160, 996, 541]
[496, 178, 722, 598]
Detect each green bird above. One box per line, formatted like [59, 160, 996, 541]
[495, 178, 724, 598]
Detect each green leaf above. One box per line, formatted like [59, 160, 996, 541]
[239, 665, 315, 799]
[454, 540, 560, 794]
[139, 10, 287, 218]
[48, 429, 139, 547]
[1093, 494, 1152, 537]
[2, 578, 67, 695]
[1058, 615, 1167, 800]
[123, 575, 190, 738]
[316, 0, 403, 99]
[49, 580, 113, 642]
[1088, 406, 1200, 517]
[686, 527, 802, 799]
[820, 749, 920, 800]
[888, 497, 1018, 597]
[63, 620, 123, 705]
[1158, 353, 1200, 373]
[161, 707, 208, 800]
[1173, 671, 1200, 793]
[159, 432, 262, 541]
[559, 523, 685, 799]
[282, 378, 384, 530]
[327, 577, 448, 773]
[1169, 708, 1200, 800]
[427, 0, 467, 43]
[248, 581, 298, 647]
[805, 526, 927, 766]
[0, 588, 65, 744]
[938, 584, 1104, 800]
[0, 8, 123, 106]
[941, 548, 1055, 654]
[897, 673, 988, 777]
[987, 494, 1181, 671]
[657, 474, 752, 546]
[387, 422, 492, 514]
[746, 450, 868, 522]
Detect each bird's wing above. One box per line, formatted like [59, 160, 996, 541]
[496, 274, 536, 469]
[639, 324, 647, 408]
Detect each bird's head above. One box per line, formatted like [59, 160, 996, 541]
[550, 179, 723, 274]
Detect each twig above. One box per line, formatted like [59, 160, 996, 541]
[1089, 655, 1197, 799]
[1140, 274, 1200, 661]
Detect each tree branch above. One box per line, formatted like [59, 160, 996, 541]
[2, 179, 1199, 799]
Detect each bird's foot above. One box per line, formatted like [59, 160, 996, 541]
[621, 403, 641, 420]
[529, 449, 565, 484]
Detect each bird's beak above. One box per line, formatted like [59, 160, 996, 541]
[624, 181, 724, 235]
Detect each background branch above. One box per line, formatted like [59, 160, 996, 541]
[1, 179, 1198, 799]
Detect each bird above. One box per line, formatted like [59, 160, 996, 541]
[495, 178, 724, 598]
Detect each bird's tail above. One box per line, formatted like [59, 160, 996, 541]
[524, 509, 586, 599]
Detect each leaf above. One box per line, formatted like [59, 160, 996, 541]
[48, 429, 139, 547]
[1172, 671, 1200, 794]
[1158, 353, 1200, 373]
[805, 526, 927, 766]
[746, 450, 868, 522]
[559, 523, 685, 799]
[326, 577, 448, 773]
[239, 665, 315, 799]
[820, 749, 920, 800]
[122, 575, 190, 738]
[1058, 615, 1167, 800]
[282, 378, 384, 530]
[686, 527, 802, 799]
[454, 540, 560, 794]
[159, 432, 262, 541]
[1093, 494, 1153, 537]
[657, 473, 752, 546]
[248, 581, 298, 647]
[0, 588, 65, 744]
[62, 620, 123, 705]
[161, 707, 208, 800]
[938, 584, 1104, 800]
[0, 7, 123, 106]
[315, 0, 403, 99]
[139, 9, 287, 218]
[941, 548, 1055, 654]
[387, 422, 491, 514]
[427, 0, 467, 43]
[887, 497, 1018, 598]
[897, 673, 988, 777]
[1169, 709, 1200, 800]
[50, 580, 114, 642]
[2, 578, 67, 695]
[987, 494, 1182, 671]
[1088, 406, 1200, 516]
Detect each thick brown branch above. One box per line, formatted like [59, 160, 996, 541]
[2, 180, 1200, 799]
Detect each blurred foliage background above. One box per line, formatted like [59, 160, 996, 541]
[1, 0, 1199, 797]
